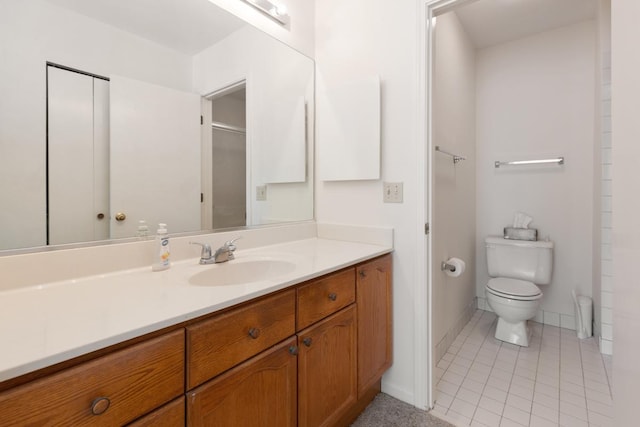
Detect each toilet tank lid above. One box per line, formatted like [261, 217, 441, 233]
[485, 236, 553, 249]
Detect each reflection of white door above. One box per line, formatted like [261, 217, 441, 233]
[109, 76, 201, 238]
[47, 66, 109, 245]
[201, 84, 248, 230]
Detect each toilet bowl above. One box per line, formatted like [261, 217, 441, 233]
[485, 278, 542, 347]
[485, 236, 553, 347]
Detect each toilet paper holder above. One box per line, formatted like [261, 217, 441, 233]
[441, 261, 457, 272]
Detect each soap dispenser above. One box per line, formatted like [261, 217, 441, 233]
[152, 223, 171, 271]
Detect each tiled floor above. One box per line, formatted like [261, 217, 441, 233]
[431, 310, 613, 427]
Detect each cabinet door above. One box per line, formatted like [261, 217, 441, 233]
[356, 254, 393, 396]
[187, 338, 297, 427]
[298, 305, 357, 427]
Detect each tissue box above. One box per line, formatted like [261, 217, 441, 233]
[504, 227, 537, 241]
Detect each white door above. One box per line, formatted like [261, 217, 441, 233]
[109, 75, 201, 238]
[47, 66, 109, 245]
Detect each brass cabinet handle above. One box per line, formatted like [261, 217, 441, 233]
[328, 293, 337, 301]
[90, 396, 111, 415]
[248, 328, 261, 339]
[289, 346, 298, 355]
[114, 212, 126, 222]
[302, 337, 312, 347]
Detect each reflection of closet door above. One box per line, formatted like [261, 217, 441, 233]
[47, 66, 109, 245]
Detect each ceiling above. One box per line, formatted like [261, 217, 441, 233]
[45, 0, 246, 55]
[453, 0, 597, 49]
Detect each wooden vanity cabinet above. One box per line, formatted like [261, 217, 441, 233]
[0, 254, 392, 427]
[187, 338, 298, 427]
[356, 254, 393, 397]
[186, 290, 296, 389]
[128, 396, 186, 427]
[0, 329, 185, 427]
[297, 305, 358, 427]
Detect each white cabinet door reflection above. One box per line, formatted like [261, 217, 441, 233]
[109, 76, 201, 238]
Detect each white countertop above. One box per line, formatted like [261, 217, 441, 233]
[0, 237, 391, 382]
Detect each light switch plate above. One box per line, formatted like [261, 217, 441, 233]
[256, 185, 267, 201]
[383, 182, 403, 203]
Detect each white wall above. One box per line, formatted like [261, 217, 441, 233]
[475, 21, 596, 325]
[315, 0, 421, 404]
[206, 0, 314, 58]
[0, 0, 193, 250]
[611, 1, 640, 425]
[432, 11, 477, 362]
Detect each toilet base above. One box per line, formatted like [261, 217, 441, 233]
[494, 317, 532, 347]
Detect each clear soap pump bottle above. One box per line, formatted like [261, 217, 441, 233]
[152, 223, 171, 271]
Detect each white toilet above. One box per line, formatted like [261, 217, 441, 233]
[485, 236, 554, 347]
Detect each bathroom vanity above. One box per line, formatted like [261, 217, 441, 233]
[0, 235, 392, 426]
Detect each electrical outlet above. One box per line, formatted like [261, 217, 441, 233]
[383, 182, 403, 203]
[256, 185, 267, 201]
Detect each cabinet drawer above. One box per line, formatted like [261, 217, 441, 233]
[0, 329, 184, 427]
[187, 289, 296, 389]
[128, 396, 185, 427]
[297, 268, 355, 330]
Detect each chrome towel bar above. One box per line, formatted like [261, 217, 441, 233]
[494, 157, 564, 168]
[435, 146, 466, 164]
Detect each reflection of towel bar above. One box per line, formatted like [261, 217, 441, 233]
[435, 146, 466, 164]
[494, 157, 564, 168]
[212, 121, 246, 135]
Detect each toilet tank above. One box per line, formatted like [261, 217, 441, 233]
[485, 236, 554, 284]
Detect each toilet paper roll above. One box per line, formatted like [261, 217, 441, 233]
[445, 257, 466, 278]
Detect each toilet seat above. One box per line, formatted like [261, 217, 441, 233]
[486, 278, 542, 301]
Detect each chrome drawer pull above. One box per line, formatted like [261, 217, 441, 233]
[328, 293, 337, 301]
[248, 328, 261, 339]
[303, 337, 312, 347]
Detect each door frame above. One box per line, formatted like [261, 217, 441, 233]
[416, 0, 477, 410]
[201, 78, 250, 230]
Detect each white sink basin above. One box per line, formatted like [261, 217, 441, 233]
[188, 257, 297, 287]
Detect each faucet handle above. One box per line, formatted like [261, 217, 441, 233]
[190, 242, 212, 261]
[225, 236, 241, 260]
[225, 236, 242, 246]
[225, 236, 242, 251]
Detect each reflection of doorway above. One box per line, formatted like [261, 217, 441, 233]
[202, 82, 247, 230]
[47, 64, 109, 245]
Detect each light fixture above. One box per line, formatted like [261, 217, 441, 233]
[241, 0, 290, 26]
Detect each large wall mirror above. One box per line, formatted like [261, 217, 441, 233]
[0, 0, 314, 252]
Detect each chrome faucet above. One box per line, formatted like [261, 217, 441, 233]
[190, 242, 215, 264]
[213, 237, 241, 263]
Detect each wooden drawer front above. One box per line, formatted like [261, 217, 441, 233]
[187, 289, 296, 389]
[297, 268, 355, 330]
[128, 396, 185, 427]
[0, 329, 184, 427]
[187, 338, 297, 427]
